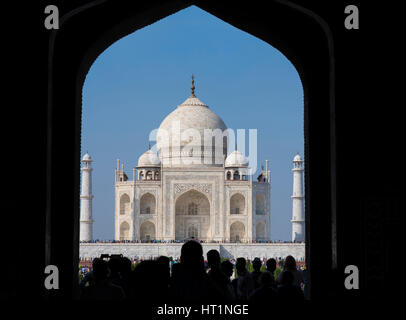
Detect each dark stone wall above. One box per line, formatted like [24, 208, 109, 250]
[3, 0, 402, 300]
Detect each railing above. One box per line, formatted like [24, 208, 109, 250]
[80, 240, 305, 244]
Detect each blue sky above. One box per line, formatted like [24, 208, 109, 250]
[81, 6, 304, 240]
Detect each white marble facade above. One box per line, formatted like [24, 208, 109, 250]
[114, 84, 271, 242]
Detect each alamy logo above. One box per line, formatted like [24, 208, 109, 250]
[44, 5, 59, 30]
[148, 123, 258, 173]
[44, 265, 59, 289]
[344, 5, 359, 30]
[344, 265, 359, 289]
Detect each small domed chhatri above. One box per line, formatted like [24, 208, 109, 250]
[82, 151, 92, 161]
[138, 149, 161, 167]
[225, 150, 249, 167]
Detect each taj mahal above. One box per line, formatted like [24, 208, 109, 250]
[79, 78, 305, 259]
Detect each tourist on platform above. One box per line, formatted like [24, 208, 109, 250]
[251, 257, 263, 290]
[169, 240, 223, 303]
[157, 255, 171, 293]
[207, 249, 234, 301]
[276, 255, 303, 288]
[221, 259, 237, 301]
[276, 270, 304, 300]
[248, 270, 278, 303]
[231, 257, 255, 301]
[80, 258, 125, 300]
[107, 256, 130, 297]
[131, 259, 169, 303]
[265, 258, 277, 287]
[266, 258, 276, 276]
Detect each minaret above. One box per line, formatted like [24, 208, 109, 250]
[291, 153, 305, 242]
[80, 151, 94, 241]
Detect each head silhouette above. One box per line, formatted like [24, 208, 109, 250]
[266, 258, 276, 273]
[180, 240, 204, 272]
[92, 258, 109, 281]
[284, 255, 297, 271]
[221, 260, 234, 279]
[252, 258, 262, 272]
[119, 257, 132, 278]
[107, 256, 121, 277]
[235, 257, 247, 274]
[207, 249, 221, 269]
[157, 256, 171, 283]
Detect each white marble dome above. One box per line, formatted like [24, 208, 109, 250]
[138, 149, 161, 167]
[156, 93, 228, 167]
[225, 150, 249, 167]
[82, 151, 92, 161]
[293, 153, 302, 162]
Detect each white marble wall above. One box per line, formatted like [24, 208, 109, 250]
[114, 167, 271, 242]
[79, 243, 305, 261]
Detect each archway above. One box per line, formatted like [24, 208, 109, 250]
[146, 171, 153, 180]
[45, 0, 337, 299]
[140, 221, 155, 241]
[226, 171, 231, 180]
[120, 194, 131, 215]
[255, 193, 265, 215]
[140, 193, 156, 214]
[175, 189, 210, 240]
[230, 221, 245, 242]
[119, 221, 130, 240]
[187, 225, 198, 239]
[230, 193, 245, 215]
[256, 221, 266, 240]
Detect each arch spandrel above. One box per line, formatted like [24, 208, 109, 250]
[173, 183, 212, 201]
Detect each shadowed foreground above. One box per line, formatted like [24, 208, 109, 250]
[79, 240, 305, 303]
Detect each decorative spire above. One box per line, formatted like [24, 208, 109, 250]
[190, 74, 195, 97]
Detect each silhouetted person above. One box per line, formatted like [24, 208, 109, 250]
[157, 256, 171, 287]
[249, 271, 278, 304]
[221, 260, 234, 279]
[251, 257, 262, 290]
[276, 271, 304, 300]
[107, 255, 121, 282]
[170, 262, 181, 285]
[105, 256, 132, 299]
[231, 257, 254, 301]
[80, 258, 125, 300]
[276, 255, 303, 288]
[207, 249, 234, 301]
[265, 258, 277, 289]
[170, 240, 223, 303]
[266, 258, 277, 280]
[221, 259, 236, 301]
[131, 259, 169, 303]
[301, 265, 307, 292]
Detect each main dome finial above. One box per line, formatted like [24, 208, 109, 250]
[190, 74, 195, 97]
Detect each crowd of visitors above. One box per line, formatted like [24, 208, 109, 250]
[79, 240, 305, 302]
[80, 239, 304, 244]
